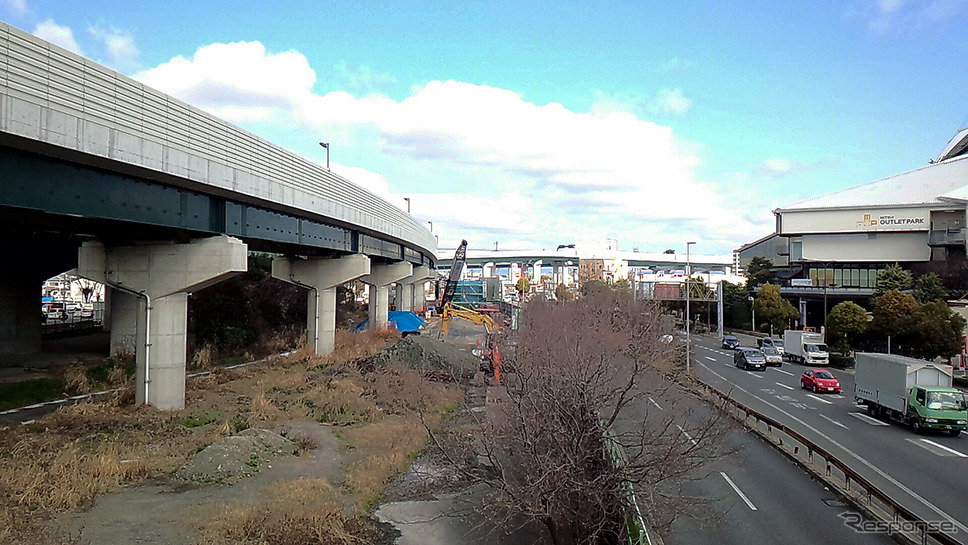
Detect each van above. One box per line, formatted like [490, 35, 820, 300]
[757, 337, 785, 354]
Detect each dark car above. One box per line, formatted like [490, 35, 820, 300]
[722, 335, 740, 349]
[801, 369, 841, 393]
[734, 347, 767, 371]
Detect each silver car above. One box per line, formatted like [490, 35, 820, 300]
[761, 346, 783, 366]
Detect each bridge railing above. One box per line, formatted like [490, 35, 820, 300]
[0, 22, 436, 260]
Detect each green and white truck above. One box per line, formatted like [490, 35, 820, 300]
[854, 352, 968, 436]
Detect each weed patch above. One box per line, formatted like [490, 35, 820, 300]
[0, 378, 67, 409]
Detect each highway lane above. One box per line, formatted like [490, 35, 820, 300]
[622, 367, 895, 545]
[694, 334, 968, 543]
[664, 431, 894, 545]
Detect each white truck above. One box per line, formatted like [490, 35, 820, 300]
[783, 330, 828, 365]
[853, 353, 967, 436]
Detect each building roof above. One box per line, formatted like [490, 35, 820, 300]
[776, 147, 968, 212]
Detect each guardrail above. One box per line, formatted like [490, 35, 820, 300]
[702, 382, 962, 545]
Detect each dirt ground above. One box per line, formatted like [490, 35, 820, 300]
[0, 321, 499, 545]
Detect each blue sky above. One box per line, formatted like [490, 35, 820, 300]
[5, 0, 968, 257]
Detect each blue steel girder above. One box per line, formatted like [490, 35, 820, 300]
[0, 147, 428, 265]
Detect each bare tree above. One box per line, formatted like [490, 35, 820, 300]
[429, 293, 739, 545]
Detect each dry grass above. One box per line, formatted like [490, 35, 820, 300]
[195, 478, 361, 545]
[0, 327, 467, 544]
[341, 415, 434, 512]
[62, 366, 92, 394]
[191, 344, 215, 368]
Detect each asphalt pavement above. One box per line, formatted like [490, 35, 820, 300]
[692, 332, 968, 544]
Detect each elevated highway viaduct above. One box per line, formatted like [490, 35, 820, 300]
[0, 22, 436, 409]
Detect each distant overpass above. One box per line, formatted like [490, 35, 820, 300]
[436, 248, 734, 272]
[0, 22, 435, 409]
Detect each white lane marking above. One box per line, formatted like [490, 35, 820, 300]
[649, 397, 663, 411]
[705, 356, 717, 361]
[848, 412, 890, 426]
[677, 424, 698, 446]
[806, 394, 832, 405]
[918, 439, 968, 458]
[819, 414, 849, 430]
[776, 383, 794, 391]
[746, 372, 764, 379]
[775, 369, 794, 376]
[721, 472, 757, 511]
[697, 362, 968, 535]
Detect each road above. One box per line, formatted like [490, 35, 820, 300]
[623, 362, 895, 545]
[691, 332, 968, 544]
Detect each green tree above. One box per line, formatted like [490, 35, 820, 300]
[753, 283, 799, 334]
[745, 256, 774, 288]
[580, 280, 611, 298]
[870, 290, 919, 339]
[825, 301, 867, 355]
[515, 277, 530, 295]
[913, 273, 947, 304]
[554, 283, 575, 302]
[722, 281, 752, 329]
[873, 263, 913, 297]
[905, 301, 966, 360]
[612, 277, 632, 298]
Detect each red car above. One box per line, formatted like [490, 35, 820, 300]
[801, 368, 841, 393]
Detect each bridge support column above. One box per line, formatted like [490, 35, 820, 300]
[108, 288, 139, 357]
[362, 262, 413, 329]
[271, 254, 370, 356]
[396, 266, 433, 312]
[78, 236, 247, 410]
[0, 271, 43, 356]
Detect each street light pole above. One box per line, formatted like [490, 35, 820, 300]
[822, 279, 837, 335]
[686, 241, 696, 374]
[404, 197, 410, 214]
[749, 296, 755, 332]
[427, 220, 433, 232]
[318, 142, 330, 170]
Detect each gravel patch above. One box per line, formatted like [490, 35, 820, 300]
[175, 428, 298, 483]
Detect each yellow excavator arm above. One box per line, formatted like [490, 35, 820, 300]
[439, 303, 499, 338]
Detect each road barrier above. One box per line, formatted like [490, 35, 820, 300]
[702, 382, 962, 545]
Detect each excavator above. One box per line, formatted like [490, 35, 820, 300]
[437, 239, 504, 382]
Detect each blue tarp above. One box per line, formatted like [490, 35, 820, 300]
[355, 311, 425, 333]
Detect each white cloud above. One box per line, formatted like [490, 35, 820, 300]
[135, 41, 765, 253]
[135, 41, 314, 124]
[762, 158, 792, 174]
[852, 0, 968, 33]
[647, 88, 692, 116]
[332, 61, 397, 94]
[33, 19, 83, 55]
[3, 0, 28, 16]
[88, 25, 139, 71]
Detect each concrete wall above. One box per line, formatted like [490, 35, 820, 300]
[801, 232, 930, 262]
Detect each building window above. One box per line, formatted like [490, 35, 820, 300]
[834, 268, 843, 286]
[850, 268, 859, 287]
[790, 239, 802, 262]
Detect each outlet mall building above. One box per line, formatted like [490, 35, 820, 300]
[737, 128, 968, 329]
